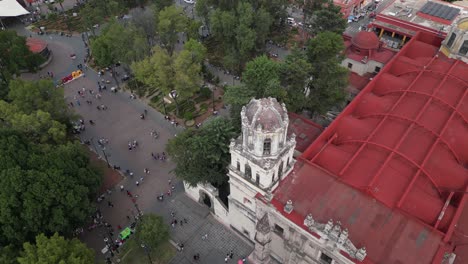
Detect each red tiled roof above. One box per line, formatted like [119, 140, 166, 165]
[26, 38, 47, 53]
[273, 32, 468, 263]
[352, 31, 380, 50]
[287, 113, 323, 153]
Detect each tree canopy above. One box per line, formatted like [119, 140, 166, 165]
[17, 233, 94, 264]
[0, 80, 70, 144]
[0, 31, 44, 100]
[0, 130, 101, 246]
[225, 32, 348, 117]
[131, 40, 206, 115]
[167, 117, 237, 186]
[198, 0, 284, 71]
[307, 1, 347, 35]
[135, 214, 169, 250]
[157, 5, 190, 55]
[90, 20, 149, 68]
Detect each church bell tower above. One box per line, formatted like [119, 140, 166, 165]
[227, 97, 296, 240]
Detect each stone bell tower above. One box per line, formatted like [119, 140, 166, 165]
[227, 97, 296, 241]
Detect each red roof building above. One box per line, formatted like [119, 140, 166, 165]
[269, 31, 468, 263]
[342, 31, 396, 77]
[371, 0, 468, 50]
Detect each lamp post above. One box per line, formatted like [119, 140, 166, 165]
[141, 243, 153, 264]
[212, 87, 215, 112]
[102, 148, 111, 168]
[170, 90, 179, 116]
[90, 137, 99, 153]
[161, 97, 168, 115]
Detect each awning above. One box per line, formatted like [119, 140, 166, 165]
[0, 0, 30, 17]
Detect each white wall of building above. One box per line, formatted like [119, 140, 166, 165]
[342, 58, 384, 76]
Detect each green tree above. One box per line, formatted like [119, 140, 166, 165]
[167, 117, 237, 186]
[135, 214, 169, 249]
[280, 47, 313, 112]
[0, 131, 101, 246]
[151, 0, 173, 12]
[305, 32, 348, 114]
[174, 40, 207, 102]
[242, 55, 284, 99]
[0, 245, 18, 264]
[157, 5, 189, 55]
[8, 79, 69, 123]
[253, 7, 273, 48]
[308, 1, 347, 35]
[80, 2, 104, 36]
[17, 233, 94, 264]
[132, 42, 206, 115]
[91, 21, 149, 85]
[129, 7, 157, 46]
[0, 101, 66, 144]
[0, 31, 43, 100]
[195, 0, 211, 32]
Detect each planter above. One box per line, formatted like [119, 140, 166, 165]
[185, 120, 195, 127]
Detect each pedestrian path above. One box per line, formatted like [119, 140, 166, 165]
[162, 194, 254, 264]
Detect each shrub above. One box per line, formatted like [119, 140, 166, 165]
[199, 86, 212, 100]
[184, 112, 194, 120]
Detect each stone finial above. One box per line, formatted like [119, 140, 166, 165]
[284, 200, 293, 214]
[338, 228, 348, 245]
[324, 219, 333, 234]
[304, 214, 315, 228]
[256, 213, 271, 234]
[230, 138, 236, 148]
[356, 247, 367, 261]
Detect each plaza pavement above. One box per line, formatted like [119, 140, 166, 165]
[16, 20, 253, 263]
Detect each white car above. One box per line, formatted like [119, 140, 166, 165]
[184, 0, 195, 4]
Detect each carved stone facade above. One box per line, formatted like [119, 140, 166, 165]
[441, 16, 468, 64]
[252, 199, 367, 264]
[227, 98, 296, 240]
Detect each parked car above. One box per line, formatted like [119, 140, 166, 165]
[184, 0, 195, 4]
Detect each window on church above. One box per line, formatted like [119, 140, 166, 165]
[447, 33, 456, 48]
[236, 161, 240, 171]
[263, 138, 271, 155]
[271, 173, 275, 183]
[256, 173, 260, 185]
[245, 164, 252, 178]
[459, 40, 468, 55]
[320, 252, 333, 264]
[274, 224, 284, 236]
[347, 62, 353, 69]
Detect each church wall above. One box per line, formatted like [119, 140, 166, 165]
[183, 182, 230, 226]
[254, 202, 356, 264]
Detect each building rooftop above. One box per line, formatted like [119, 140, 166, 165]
[377, 0, 468, 36]
[287, 113, 323, 153]
[352, 31, 381, 50]
[26, 38, 47, 53]
[273, 32, 468, 263]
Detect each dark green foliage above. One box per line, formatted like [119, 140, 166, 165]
[0, 31, 44, 100]
[0, 130, 102, 246]
[167, 117, 237, 186]
[307, 1, 347, 35]
[17, 233, 94, 264]
[135, 214, 169, 250]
